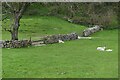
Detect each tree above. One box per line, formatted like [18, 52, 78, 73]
[3, 2, 30, 40]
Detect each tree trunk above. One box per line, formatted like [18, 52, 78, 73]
[11, 14, 20, 40]
[11, 28, 18, 40]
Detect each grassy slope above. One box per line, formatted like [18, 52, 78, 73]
[2, 16, 86, 40]
[2, 16, 118, 78]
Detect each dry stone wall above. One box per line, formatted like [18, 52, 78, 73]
[82, 25, 101, 37]
[1, 25, 101, 48]
[2, 40, 32, 48]
[43, 32, 78, 44]
[43, 25, 101, 44]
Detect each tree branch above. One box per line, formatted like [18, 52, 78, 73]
[4, 1, 14, 12]
[18, 3, 29, 18]
[4, 28, 12, 33]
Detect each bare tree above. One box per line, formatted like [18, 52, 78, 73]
[3, 2, 30, 40]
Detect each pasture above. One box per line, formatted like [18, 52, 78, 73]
[2, 16, 118, 78]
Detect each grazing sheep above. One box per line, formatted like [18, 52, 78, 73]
[97, 46, 106, 51]
[106, 49, 112, 52]
[58, 40, 64, 43]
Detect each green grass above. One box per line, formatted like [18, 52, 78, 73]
[2, 16, 118, 78]
[2, 16, 86, 40]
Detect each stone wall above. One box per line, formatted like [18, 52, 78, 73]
[43, 32, 78, 44]
[2, 40, 32, 48]
[1, 25, 101, 48]
[43, 25, 101, 44]
[82, 25, 101, 37]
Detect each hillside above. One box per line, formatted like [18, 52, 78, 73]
[2, 16, 87, 40]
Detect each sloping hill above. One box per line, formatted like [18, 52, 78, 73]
[2, 16, 87, 40]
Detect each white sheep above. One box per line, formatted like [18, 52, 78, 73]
[78, 36, 81, 39]
[106, 49, 112, 52]
[97, 46, 106, 51]
[58, 40, 64, 43]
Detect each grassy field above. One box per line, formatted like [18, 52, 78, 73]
[2, 16, 86, 40]
[2, 16, 118, 78]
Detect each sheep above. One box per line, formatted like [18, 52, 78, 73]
[97, 46, 106, 51]
[58, 40, 64, 43]
[106, 49, 112, 52]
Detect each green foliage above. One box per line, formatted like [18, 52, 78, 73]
[105, 19, 119, 29]
[25, 3, 49, 16]
[24, 2, 119, 29]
